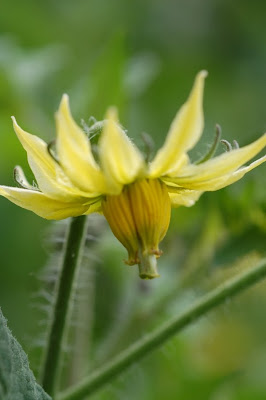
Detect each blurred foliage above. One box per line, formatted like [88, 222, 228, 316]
[0, 309, 51, 400]
[0, 1, 265, 399]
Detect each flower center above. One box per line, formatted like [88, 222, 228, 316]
[102, 179, 171, 279]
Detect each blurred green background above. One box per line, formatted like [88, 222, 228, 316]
[0, 1, 266, 399]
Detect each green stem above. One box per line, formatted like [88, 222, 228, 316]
[41, 215, 88, 397]
[57, 257, 266, 400]
[138, 252, 159, 279]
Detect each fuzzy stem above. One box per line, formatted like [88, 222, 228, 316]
[57, 257, 266, 400]
[41, 215, 88, 397]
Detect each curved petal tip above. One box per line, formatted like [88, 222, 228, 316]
[198, 70, 208, 78]
[105, 106, 119, 122]
[11, 115, 18, 127]
[58, 93, 70, 113]
[11, 116, 27, 139]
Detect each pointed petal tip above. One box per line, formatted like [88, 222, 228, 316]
[61, 93, 69, 104]
[105, 106, 118, 121]
[194, 70, 208, 88]
[56, 94, 72, 125]
[58, 93, 70, 113]
[11, 115, 17, 126]
[11, 116, 23, 137]
[198, 70, 208, 78]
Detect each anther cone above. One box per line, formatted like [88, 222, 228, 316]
[102, 179, 171, 279]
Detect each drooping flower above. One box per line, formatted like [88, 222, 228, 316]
[0, 71, 265, 278]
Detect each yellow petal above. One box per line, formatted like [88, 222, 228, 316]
[174, 155, 266, 191]
[170, 134, 266, 188]
[55, 95, 107, 193]
[12, 117, 86, 200]
[212, 155, 266, 189]
[99, 107, 144, 193]
[149, 70, 207, 178]
[83, 199, 103, 214]
[0, 186, 92, 220]
[157, 153, 189, 178]
[166, 186, 203, 207]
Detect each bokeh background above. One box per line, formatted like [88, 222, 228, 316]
[0, 1, 266, 399]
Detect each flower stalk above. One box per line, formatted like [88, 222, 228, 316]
[57, 257, 266, 400]
[138, 251, 159, 279]
[41, 215, 88, 397]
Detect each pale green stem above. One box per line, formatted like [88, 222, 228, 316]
[138, 252, 159, 279]
[41, 215, 88, 397]
[57, 257, 266, 400]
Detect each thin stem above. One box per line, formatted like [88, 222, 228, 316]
[58, 257, 266, 400]
[138, 252, 159, 279]
[41, 215, 88, 397]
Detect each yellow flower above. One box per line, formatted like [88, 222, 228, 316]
[0, 71, 265, 278]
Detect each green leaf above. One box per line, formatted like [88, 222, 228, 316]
[0, 308, 51, 400]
